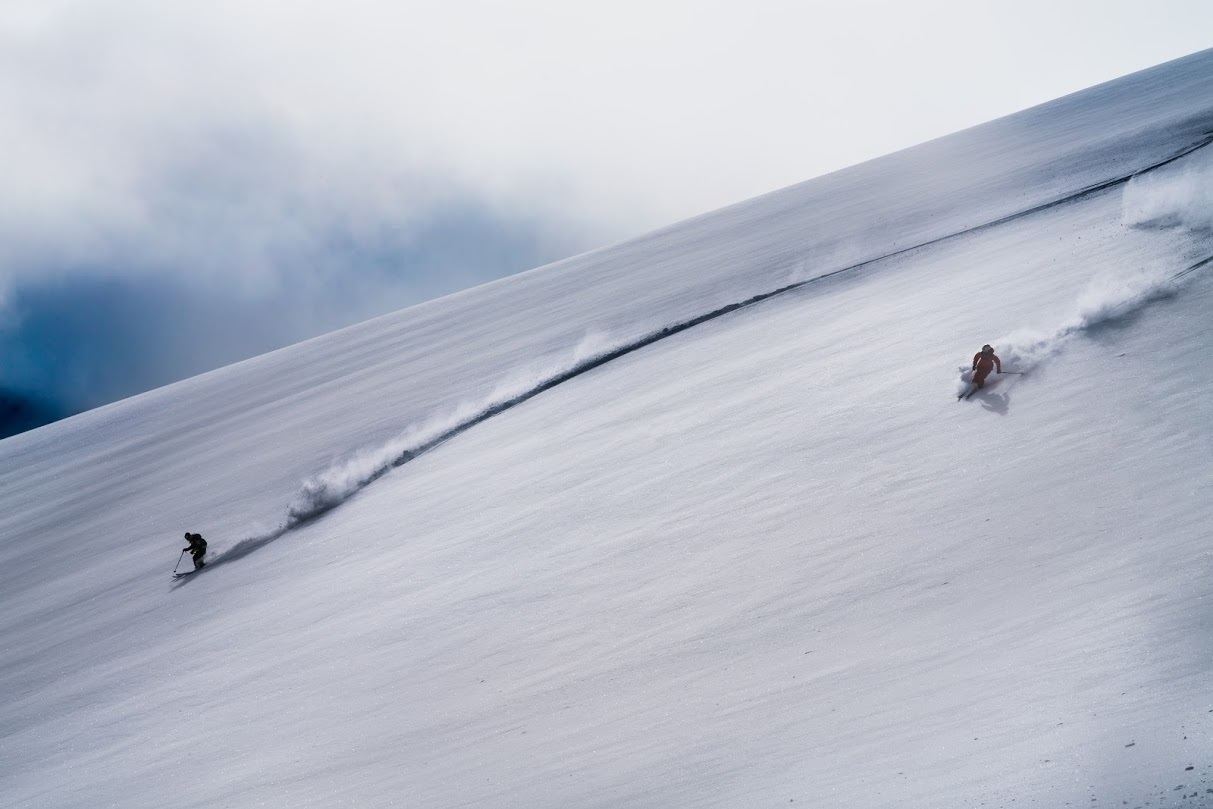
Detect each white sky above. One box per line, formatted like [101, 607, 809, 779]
[2, 0, 1211, 235]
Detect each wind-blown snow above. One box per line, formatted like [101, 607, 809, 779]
[958, 252, 1206, 393]
[284, 333, 621, 527]
[4, 49, 1213, 809]
[1123, 142, 1213, 231]
[205, 334, 628, 564]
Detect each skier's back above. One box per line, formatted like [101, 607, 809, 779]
[971, 344, 1002, 389]
[182, 532, 207, 569]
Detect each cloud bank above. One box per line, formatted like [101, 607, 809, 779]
[0, 4, 613, 437]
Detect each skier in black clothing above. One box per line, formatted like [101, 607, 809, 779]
[183, 532, 207, 569]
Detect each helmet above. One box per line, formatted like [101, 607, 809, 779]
[982, 344, 993, 353]
[184, 532, 191, 539]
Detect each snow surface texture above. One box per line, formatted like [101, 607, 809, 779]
[3, 50, 1213, 809]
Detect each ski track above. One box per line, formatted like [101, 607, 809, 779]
[198, 138, 1213, 574]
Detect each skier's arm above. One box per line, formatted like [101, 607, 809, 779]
[972, 353, 980, 370]
[993, 355, 1002, 373]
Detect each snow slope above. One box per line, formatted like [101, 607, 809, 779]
[3, 50, 1213, 808]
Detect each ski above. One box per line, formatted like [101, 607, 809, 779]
[958, 369, 1025, 401]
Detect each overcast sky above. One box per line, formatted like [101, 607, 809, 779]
[0, 0, 1210, 434]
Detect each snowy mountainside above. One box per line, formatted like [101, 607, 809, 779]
[2, 50, 1213, 808]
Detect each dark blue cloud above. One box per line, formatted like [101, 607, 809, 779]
[0, 201, 589, 439]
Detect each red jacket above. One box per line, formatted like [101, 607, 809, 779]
[973, 352, 1001, 374]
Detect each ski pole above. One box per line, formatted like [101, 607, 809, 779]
[1001, 371, 1027, 375]
[173, 549, 186, 574]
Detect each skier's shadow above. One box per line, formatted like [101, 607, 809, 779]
[973, 390, 1011, 415]
[168, 511, 338, 589]
[169, 524, 291, 589]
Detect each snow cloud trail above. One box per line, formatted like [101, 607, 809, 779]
[1122, 141, 1213, 231]
[957, 254, 1210, 394]
[282, 331, 620, 525]
[202, 333, 626, 569]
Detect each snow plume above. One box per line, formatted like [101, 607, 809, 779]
[285, 332, 620, 526]
[1122, 142, 1213, 231]
[959, 262, 1191, 393]
[199, 333, 621, 569]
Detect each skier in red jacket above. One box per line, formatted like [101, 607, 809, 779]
[971, 344, 1002, 389]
